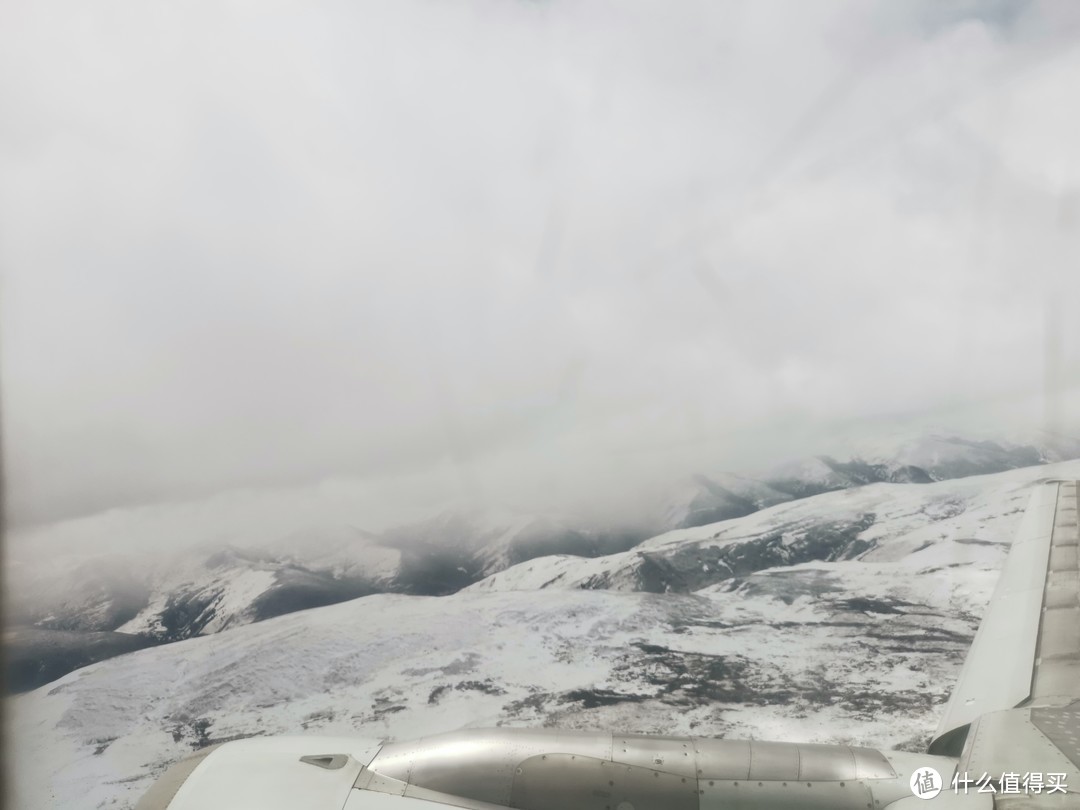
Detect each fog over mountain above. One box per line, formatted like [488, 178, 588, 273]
[7, 429, 1078, 692]
[3, 0, 1080, 531]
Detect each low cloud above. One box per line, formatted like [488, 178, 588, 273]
[2, 0, 1079, 526]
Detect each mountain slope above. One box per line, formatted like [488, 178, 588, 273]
[469, 458, 1063, 594]
[7, 433, 1077, 692]
[662, 432, 1079, 529]
[10, 458, 1080, 810]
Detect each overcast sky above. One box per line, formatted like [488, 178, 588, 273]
[3, 0, 1080, 527]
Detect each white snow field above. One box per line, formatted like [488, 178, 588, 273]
[8, 458, 1080, 809]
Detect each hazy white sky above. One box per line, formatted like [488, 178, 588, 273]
[3, 0, 1079, 526]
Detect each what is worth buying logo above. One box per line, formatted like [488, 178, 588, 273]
[910, 767, 942, 799]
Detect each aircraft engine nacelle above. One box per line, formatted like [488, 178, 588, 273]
[136, 728, 993, 810]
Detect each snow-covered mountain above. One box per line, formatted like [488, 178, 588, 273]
[662, 431, 1080, 529]
[10, 458, 1080, 810]
[6, 431, 1078, 693]
[5, 525, 397, 691]
[4, 504, 646, 691]
[470, 463, 1029, 594]
[380, 510, 648, 594]
[661, 472, 792, 529]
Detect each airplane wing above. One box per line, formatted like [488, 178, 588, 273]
[928, 479, 1080, 805]
[134, 737, 385, 810]
[140, 727, 971, 810]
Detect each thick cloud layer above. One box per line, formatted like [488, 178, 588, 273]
[2, 0, 1079, 526]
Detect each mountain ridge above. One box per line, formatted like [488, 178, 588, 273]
[6, 431, 1078, 692]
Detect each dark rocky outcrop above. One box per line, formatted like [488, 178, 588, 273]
[5, 626, 158, 694]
